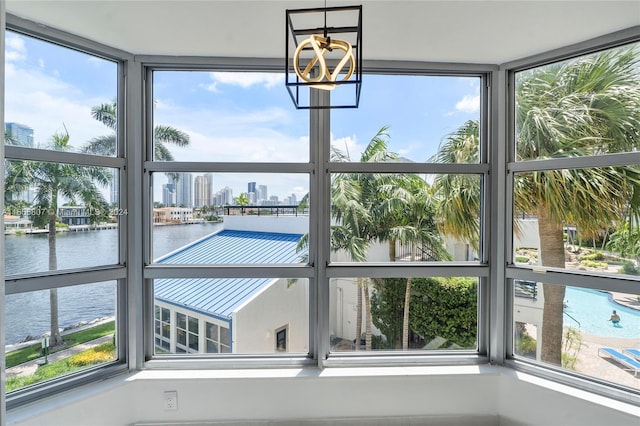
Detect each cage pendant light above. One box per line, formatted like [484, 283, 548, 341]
[285, 5, 362, 109]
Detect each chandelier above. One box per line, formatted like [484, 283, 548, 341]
[285, 5, 362, 109]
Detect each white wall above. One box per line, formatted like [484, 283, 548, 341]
[6, 367, 639, 426]
[514, 219, 540, 251]
[233, 278, 309, 353]
[223, 215, 308, 235]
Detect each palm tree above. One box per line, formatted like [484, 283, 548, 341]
[331, 127, 450, 350]
[5, 129, 111, 346]
[393, 180, 451, 350]
[434, 46, 640, 365]
[82, 101, 190, 159]
[234, 193, 250, 206]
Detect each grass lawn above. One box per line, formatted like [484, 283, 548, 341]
[5, 342, 116, 392]
[5, 321, 115, 368]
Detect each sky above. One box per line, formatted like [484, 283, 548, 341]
[5, 30, 480, 204]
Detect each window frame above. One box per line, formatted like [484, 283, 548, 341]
[503, 27, 640, 402]
[140, 61, 495, 368]
[3, 14, 132, 409]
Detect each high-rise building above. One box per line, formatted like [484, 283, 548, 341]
[247, 181, 256, 195]
[5, 123, 36, 203]
[5, 122, 34, 147]
[257, 185, 268, 203]
[214, 186, 233, 206]
[162, 183, 176, 206]
[174, 173, 193, 208]
[194, 174, 213, 207]
[110, 171, 119, 205]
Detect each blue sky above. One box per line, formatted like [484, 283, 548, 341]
[5, 31, 480, 202]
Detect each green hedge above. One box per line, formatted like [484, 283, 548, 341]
[410, 277, 477, 349]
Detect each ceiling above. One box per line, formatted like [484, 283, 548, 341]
[5, 1, 640, 64]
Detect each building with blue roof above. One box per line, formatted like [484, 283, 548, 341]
[154, 226, 309, 355]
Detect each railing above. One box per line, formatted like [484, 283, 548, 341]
[223, 205, 308, 217]
[395, 241, 440, 261]
[514, 280, 538, 299]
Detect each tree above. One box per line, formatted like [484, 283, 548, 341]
[5, 129, 111, 346]
[82, 101, 190, 159]
[331, 127, 451, 350]
[234, 193, 250, 206]
[433, 46, 640, 365]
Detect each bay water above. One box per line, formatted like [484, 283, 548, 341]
[4, 222, 222, 346]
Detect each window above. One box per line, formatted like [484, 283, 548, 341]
[4, 26, 126, 404]
[176, 312, 199, 353]
[205, 322, 230, 354]
[275, 326, 288, 352]
[508, 41, 640, 394]
[145, 70, 312, 359]
[154, 305, 171, 353]
[326, 73, 489, 357]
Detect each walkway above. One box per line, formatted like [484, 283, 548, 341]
[611, 291, 640, 311]
[6, 335, 113, 378]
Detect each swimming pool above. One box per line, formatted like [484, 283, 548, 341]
[563, 287, 640, 339]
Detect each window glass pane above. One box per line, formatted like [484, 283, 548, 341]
[206, 340, 218, 353]
[188, 317, 199, 334]
[514, 168, 639, 277]
[4, 162, 120, 275]
[514, 43, 640, 161]
[152, 71, 309, 162]
[330, 173, 481, 263]
[206, 322, 218, 341]
[220, 327, 230, 347]
[512, 281, 639, 390]
[5, 281, 117, 392]
[329, 277, 478, 352]
[153, 278, 309, 355]
[5, 31, 118, 156]
[151, 172, 309, 263]
[331, 75, 481, 164]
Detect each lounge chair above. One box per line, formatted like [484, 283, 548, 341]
[598, 347, 640, 377]
[623, 348, 640, 361]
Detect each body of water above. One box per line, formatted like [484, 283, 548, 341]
[5, 222, 222, 345]
[564, 286, 640, 339]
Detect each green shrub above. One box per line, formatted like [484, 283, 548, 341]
[67, 343, 115, 367]
[515, 256, 529, 263]
[579, 251, 605, 261]
[410, 277, 477, 349]
[580, 259, 608, 269]
[620, 261, 639, 275]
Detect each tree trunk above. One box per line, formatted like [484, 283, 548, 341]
[402, 242, 417, 350]
[48, 209, 62, 346]
[364, 282, 372, 351]
[388, 238, 397, 261]
[402, 277, 412, 350]
[537, 205, 566, 366]
[355, 277, 363, 351]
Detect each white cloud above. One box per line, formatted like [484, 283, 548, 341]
[5, 58, 112, 147]
[455, 94, 480, 114]
[331, 134, 362, 161]
[5, 35, 27, 62]
[204, 72, 284, 92]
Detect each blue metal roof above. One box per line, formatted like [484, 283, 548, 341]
[157, 230, 303, 264]
[155, 230, 304, 320]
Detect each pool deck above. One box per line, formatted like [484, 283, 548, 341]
[611, 291, 640, 311]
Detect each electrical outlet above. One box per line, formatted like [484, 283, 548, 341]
[164, 391, 178, 410]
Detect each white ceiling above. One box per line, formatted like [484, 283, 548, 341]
[5, 1, 640, 64]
